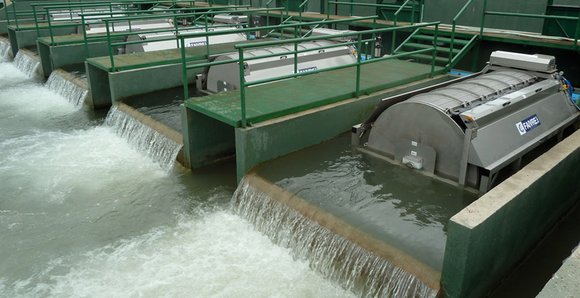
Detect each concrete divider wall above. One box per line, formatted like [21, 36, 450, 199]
[441, 129, 580, 298]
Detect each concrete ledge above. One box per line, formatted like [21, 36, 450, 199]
[441, 129, 580, 298]
[537, 245, 580, 298]
[8, 25, 79, 55]
[86, 61, 199, 109]
[116, 102, 185, 165]
[38, 39, 110, 78]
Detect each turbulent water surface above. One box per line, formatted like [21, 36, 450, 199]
[0, 60, 353, 297]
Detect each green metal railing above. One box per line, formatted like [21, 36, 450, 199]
[391, 0, 419, 53]
[326, 0, 422, 22]
[102, 6, 290, 71]
[33, 2, 118, 44]
[449, 0, 475, 64]
[78, 5, 245, 56]
[481, 0, 580, 49]
[180, 21, 439, 127]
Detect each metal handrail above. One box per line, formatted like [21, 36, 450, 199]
[481, 0, 580, 49]
[180, 21, 440, 127]
[178, 15, 376, 61]
[78, 5, 249, 55]
[391, 0, 416, 53]
[449, 0, 475, 65]
[326, 0, 414, 21]
[104, 6, 291, 70]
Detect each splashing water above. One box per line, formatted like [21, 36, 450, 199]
[45, 72, 88, 108]
[0, 41, 12, 62]
[233, 178, 439, 298]
[104, 106, 182, 170]
[13, 51, 40, 78]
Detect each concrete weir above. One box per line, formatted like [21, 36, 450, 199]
[113, 102, 185, 166]
[234, 173, 440, 297]
[441, 129, 580, 297]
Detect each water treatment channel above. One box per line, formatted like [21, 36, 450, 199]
[0, 56, 358, 296]
[4, 50, 572, 297]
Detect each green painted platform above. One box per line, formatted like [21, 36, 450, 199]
[37, 32, 114, 46]
[186, 59, 444, 127]
[86, 39, 269, 72]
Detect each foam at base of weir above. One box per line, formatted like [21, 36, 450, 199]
[0, 41, 12, 62]
[232, 177, 438, 298]
[46, 71, 88, 108]
[104, 106, 182, 171]
[13, 51, 40, 78]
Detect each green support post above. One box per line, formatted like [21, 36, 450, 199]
[82, 15, 89, 56]
[293, 40, 298, 75]
[238, 48, 247, 128]
[480, 0, 488, 37]
[105, 20, 115, 71]
[431, 24, 438, 77]
[180, 37, 188, 100]
[574, 10, 580, 49]
[355, 36, 361, 97]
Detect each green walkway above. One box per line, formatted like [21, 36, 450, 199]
[86, 39, 269, 72]
[186, 59, 444, 127]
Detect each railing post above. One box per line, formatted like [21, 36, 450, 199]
[181, 37, 189, 100]
[349, 0, 353, 16]
[204, 14, 210, 57]
[47, 8, 55, 45]
[82, 15, 89, 57]
[12, 2, 18, 30]
[33, 5, 40, 37]
[480, 0, 488, 37]
[174, 13, 180, 48]
[105, 20, 115, 71]
[431, 24, 438, 77]
[238, 48, 247, 128]
[293, 39, 298, 75]
[411, 0, 415, 24]
[355, 36, 362, 97]
[449, 19, 455, 66]
[574, 10, 580, 49]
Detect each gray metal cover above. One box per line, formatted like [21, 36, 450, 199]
[366, 70, 577, 188]
[206, 40, 357, 93]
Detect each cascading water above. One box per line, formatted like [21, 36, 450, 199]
[45, 71, 88, 108]
[233, 177, 438, 298]
[1, 62, 350, 297]
[13, 51, 40, 78]
[0, 41, 12, 62]
[104, 106, 182, 170]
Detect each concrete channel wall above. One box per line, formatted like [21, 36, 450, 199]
[441, 129, 580, 298]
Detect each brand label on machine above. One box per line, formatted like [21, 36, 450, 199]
[516, 114, 541, 135]
[298, 66, 318, 73]
[189, 41, 207, 47]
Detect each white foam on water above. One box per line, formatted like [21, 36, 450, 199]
[0, 41, 13, 62]
[0, 127, 169, 205]
[4, 211, 352, 298]
[0, 62, 30, 89]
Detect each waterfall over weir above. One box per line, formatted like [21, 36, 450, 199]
[105, 106, 183, 170]
[0, 41, 12, 62]
[233, 175, 439, 298]
[13, 51, 40, 78]
[46, 71, 88, 108]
